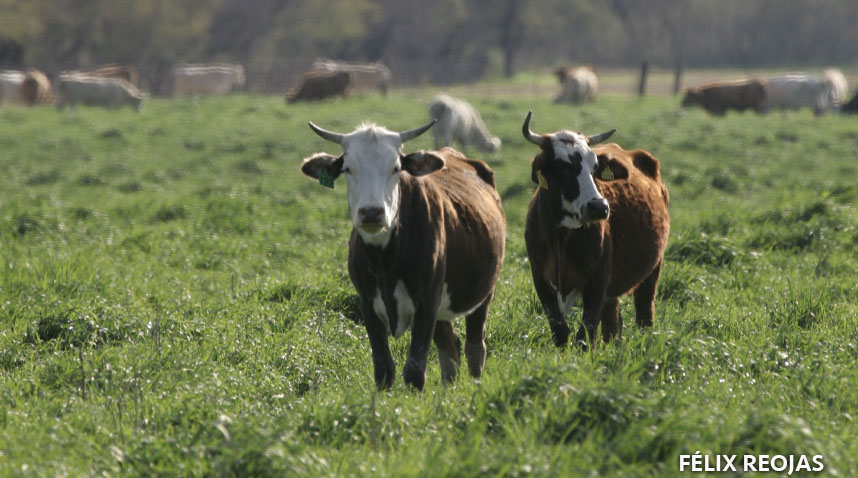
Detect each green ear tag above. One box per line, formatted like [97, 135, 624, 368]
[537, 170, 549, 191]
[600, 167, 614, 181]
[318, 169, 335, 189]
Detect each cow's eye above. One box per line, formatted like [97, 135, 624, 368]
[568, 151, 582, 162]
[391, 166, 401, 174]
[342, 166, 354, 175]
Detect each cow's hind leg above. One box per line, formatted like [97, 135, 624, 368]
[633, 261, 662, 327]
[433, 320, 461, 385]
[464, 291, 493, 379]
[600, 296, 622, 343]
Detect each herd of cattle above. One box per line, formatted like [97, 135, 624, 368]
[681, 68, 853, 115]
[3, 59, 857, 390]
[2, 60, 857, 116]
[301, 108, 669, 390]
[0, 59, 389, 109]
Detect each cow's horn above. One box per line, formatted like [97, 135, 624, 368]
[308, 121, 344, 144]
[522, 111, 544, 146]
[399, 119, 436, 142]
[587, 129, 616, 145]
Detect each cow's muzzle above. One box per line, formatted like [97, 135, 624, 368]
[582, 198, 610, 223]
[357, 206, 387, 233]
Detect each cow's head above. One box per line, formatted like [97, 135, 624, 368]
[680, 88, 701, 107]
[301, 120, 439, 246]
[522, 111, 624, 229]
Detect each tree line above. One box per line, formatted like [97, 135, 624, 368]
[1, 0, 855, 94]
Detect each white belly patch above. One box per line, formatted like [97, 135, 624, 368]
[548, 280, 580, 315]
[371, 280, 416, 339]
[436, 283, 480, 322]
[374, 282, 479, 337]
[393, 280, 415, 338]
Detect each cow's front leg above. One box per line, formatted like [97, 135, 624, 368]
[531, 272, 570, 347]
[403, 301, 439, 391]
[574, 286, 606, 351]
[361, 298, 395, 390]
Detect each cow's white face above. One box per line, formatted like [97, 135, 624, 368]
[340, 126, 404, 245]
[301, 121, 441, 247]
[547, 130, 608, 229]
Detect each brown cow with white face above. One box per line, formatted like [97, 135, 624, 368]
[301, 120, 505, 391]
[522, 112, 669, 348]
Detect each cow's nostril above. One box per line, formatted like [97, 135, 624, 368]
[585, 200, 610, 220]
[358, 207, 384, 223]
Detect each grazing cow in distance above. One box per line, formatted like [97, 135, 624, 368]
[300, 120, 506, 391]
[286, 70, 351, 103]
[428, 94, 501, 153]
[0, 70, 25, 105]
[172, 63, 245, 96]
[21, 69, 54, 105]
[57, 74, 145, 111]
[681, 79, 766, 115]
[763, 72, 845, 115]
[521, 112, 669, 348]
[310, 59, 392, 95]
[555, 66, 599, 104]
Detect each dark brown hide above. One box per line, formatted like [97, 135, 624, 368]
[681, 79, 766, 115]
[286, 70, 351, 103]
[345, 148, 505, 390]
[525, 142, 669, 348]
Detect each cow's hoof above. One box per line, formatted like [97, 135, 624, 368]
[402, 368, 426, 392]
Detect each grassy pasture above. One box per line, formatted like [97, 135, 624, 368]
[2, 82, 858, 476]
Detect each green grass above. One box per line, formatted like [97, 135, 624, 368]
[2, 86, 858, 477]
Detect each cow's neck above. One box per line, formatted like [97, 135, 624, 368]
[360, 203, 404, 334]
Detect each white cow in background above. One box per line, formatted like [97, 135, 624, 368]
[763, 69, 849, 115]
[0, 70, 25, 105]
[428, 94, 501, 153]
[554, 66, 599, 104]
[172, 63, 245, 96]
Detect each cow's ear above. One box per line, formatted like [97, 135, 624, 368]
[301, 153, 343, 187]
[595, 154, 629, 181]
[401, 151, 445, 177]
[531, 155, 548, 185]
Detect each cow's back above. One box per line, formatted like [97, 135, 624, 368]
[593, 143, 670, 296]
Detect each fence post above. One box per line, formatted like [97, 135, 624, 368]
[638, 61, 648, 96]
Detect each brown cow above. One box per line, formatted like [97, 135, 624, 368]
[286, 70, 351, 103]
[21, 69, 54, 105]
[681, 79, 766, 115]
[522, 112, 669, 348]
[300, 120, 506, 391]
